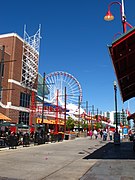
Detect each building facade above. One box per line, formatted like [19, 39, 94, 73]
[0, 27, 41, 126]
[104, 110, 128, 125]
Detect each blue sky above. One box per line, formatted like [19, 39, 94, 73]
[0, 0, 135, 113]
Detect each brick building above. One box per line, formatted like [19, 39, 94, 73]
[0, 27, 41, 127]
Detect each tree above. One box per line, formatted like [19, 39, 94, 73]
[95, 122, 102, 131]
[66, 116, 75, 131]
[81, 120, 88, 130]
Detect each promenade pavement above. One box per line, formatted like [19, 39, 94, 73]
[80, 139, 135, 180]
[0, 137, 135, 180]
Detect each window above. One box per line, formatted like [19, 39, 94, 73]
[19, 111, 29, 125]
[20, 92, 31, 108]
[0, 88, 2, 100]
[0, 62, 4, 77]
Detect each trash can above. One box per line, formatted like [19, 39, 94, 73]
[65, 134, 69, 140]
[58, 133, 63, 142]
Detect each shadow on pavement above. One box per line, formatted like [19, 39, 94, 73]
[83, 141, 135, 160]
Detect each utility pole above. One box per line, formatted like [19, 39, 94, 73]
[41, 72, 45, 125]
[0, 45, 5, 101]
[86, 101, 88, 114]
[96, 108, 99, 121]
[91, 105, 94, 130]
[78, 96, 81, 130]
[58, 87, 73, 134]
[41, 72, 46, 143]
[55, 89, 59, 134]
[92, 105, 94, 116]
[64, 87, 67, 133]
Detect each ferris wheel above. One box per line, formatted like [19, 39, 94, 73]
[45, 71, 82, 106]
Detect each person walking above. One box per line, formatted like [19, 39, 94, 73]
[89, 130, 93, 139]
[100, 130, 103, 138]
[109, 130, 113, 141]
[93, 129, 98, 139]
[103, 130, 107, 141]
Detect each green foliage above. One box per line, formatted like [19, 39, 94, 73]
[81, 120, 88, 129]
[66, 116, 75, 130]
[95, 122, 102, 130]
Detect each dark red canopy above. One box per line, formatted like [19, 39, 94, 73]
[108, 27, 135, 102]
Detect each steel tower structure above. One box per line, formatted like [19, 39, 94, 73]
[22, 25, 41, 88]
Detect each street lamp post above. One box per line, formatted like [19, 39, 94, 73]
[113, 81, 120, 144]
[114, 81, 118, 133]
[104, 0, 133, 33]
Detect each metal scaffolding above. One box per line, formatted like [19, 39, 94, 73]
[22, 25, 41, 88]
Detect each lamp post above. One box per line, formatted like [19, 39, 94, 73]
[104, 0, 133, 33]
[114, 81, 118, 133]
[113, 81, 120, 144]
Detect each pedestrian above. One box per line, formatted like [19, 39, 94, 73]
[89, 130, 93, 139]
[103, 130, 107, 141]
[109, 130, 113, 141]
[93, 129, 98, 139]
[100, 130, 103, 138]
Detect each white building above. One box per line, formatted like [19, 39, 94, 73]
[104, 110, 128, 125]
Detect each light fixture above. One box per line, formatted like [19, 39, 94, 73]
[104, 1, 133, 33]
[113, 80, 117, 87]
[104, 10, 114, 21]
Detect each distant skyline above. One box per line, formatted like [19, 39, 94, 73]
[0, 0, 135, 113]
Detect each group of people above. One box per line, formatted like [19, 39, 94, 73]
[0, 131, 32, 148]
[88, 129, 114, 141]
[0, 129, 52, 148]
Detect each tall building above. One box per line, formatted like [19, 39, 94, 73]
[0, 26, 41, 127]
[104, 110, 128, 125]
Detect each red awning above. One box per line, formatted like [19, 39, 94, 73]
[108, 27, 135, 102]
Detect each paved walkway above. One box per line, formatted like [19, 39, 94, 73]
[80, 140, 135, 180]
[0, 137, 135, 180]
